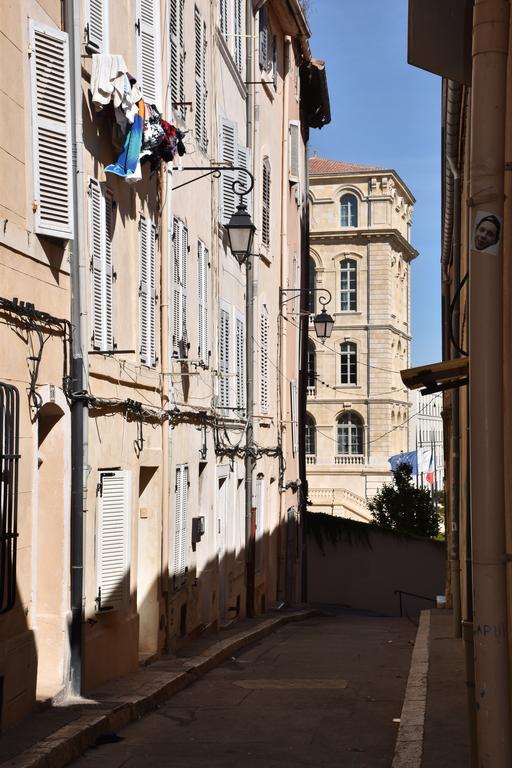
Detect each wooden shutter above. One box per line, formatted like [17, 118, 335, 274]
[194, 8, 208, 152]
[139, 217, 156, 366]
[260, 307, 269, 413]
[289, 121, 300, 182]
[89, 180, 114, 351]
[169, 0, 185, 118]
[262, 157, 270, 246]
[86, 0, 108, 52]
[198, 240, 209, 366]
[172, 465, 188, 584]
[136, 0, 161, 105]
[219, 116, 237, 224]
[236, 314, 245, 412]
[96, 470, 131, 609]
[219, 308, 230, 409]
[29, 21, 73, 239]
[236, 144, 252, 216]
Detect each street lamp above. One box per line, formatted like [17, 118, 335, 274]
[225, 200, 256, 264]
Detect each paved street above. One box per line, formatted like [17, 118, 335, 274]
[70, 611, 416, 768]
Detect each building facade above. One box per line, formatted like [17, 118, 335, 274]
[0, 0, 329, 729]
[306, 156, 417, 521]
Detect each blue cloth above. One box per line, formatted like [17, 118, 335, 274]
[106, 112, 143, 179]
[388, 450, 418, 475]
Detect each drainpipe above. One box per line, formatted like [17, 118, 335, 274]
[468, 1, 511, 764]
[65, 0, 89, 696]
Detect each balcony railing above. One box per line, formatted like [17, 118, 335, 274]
[334, 454, 365, 465]
[305, 455, 317, 465]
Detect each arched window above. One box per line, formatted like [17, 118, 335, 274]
[336, 412, 364, 456]
[307, 256, 316, 314]
[305, 413, 316, 457]
[307, 341, 316, 392]
[340, 341, 357, 385]
[340, 259, 357, 312]
[340, 193, 358, 227]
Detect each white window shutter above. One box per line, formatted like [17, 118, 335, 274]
[96, 470, 131, 609]
[219, 116, 237, 224]
[236, 315, 245, 412]
[198, 240, 209, 366]
[289, 120, 300, 182]
[172, 465, 188, 585]
[136, 0, 161, 105]
[86, 0, 108, 52]
[236, 144, 252, 216]
[260, 307, 269, 413]
[219, 308, 230, 409]
[29, 21, 73, 239]
[169, 0, 185, 118]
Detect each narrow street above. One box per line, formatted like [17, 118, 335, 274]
[69, 612, 415, 768]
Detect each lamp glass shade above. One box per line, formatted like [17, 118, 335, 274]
[314, 308, 334, 339]
[226, 203, 256, 261]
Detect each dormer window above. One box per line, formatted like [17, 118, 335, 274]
[340, 193, 358, 227]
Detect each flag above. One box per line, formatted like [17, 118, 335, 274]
[388, 450, 418, 475]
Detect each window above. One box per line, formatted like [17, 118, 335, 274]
[89, 179, 114, 351]
[86, 0, 109, 52]
[305, 413, 316, 456]
[172, 218, 188, 358]
[95, 470, 131, 610]
[219, 307, 231, 409]
[336, 412, 364, 456]
[172, 465, 188, 587]
[260, 306, 269, 413]
[139, 216, 157, 366]
[136, 0, 161, 106]
[29, 21, 73, 239]
[219, 116, 252, 223]
[307, 257, 316, 314]
[169, 0, 185, 118]
[262, 157, 271, 246]
[235, 314, 245, 413]
[198, 239, 209, 366]
[0, 383, 20, 614]
[340, 193, 358, 227]
[340, 342, 357, 385]
[194, 7, 208, 151]
[340, 258, 357, 312]
[307, 341, 316, 391]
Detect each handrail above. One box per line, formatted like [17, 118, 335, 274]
[394, 589, 436, 617]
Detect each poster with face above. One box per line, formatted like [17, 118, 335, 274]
[472, 210, 502, 255]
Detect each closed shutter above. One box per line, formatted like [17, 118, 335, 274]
[236, 144, 252, 216]
[236, 315, 245, 412]
[136, 0, 161, 105]
[234, 0, 243, 72]
[86, 0, 108, 52]
[262, 157, 270, 246]
[172, 465, 188, 585]
[29, 21, 73, 239]
[194, 8, 208, 152]
[169, 0, 185, 118]
[260, 307, 269, 413]
[289, 121, 300, 182]
[219, 116, 236, 224]
[89, 179, 114, 351]
[219, 308, 230, 409]
[198, 240, 209, 366]
[96, 470, 131, 610]
[139, 216, 156, 366]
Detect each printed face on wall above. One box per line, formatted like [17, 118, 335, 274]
[472, 211, 502, 254]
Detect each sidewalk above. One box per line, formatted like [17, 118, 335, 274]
[0, 610, 315, 768]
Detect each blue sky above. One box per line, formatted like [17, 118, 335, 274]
[308, 0, 442, 366]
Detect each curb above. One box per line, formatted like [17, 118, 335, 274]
[2, 610, 316, 768]
[392, 609, 431, 768]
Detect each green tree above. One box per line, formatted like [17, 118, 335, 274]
[368, 462, 440, 539]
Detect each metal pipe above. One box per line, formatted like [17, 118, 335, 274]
[65, 0, 89, 696]
[468, 1, 511, 763]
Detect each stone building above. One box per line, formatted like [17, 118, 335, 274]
[306, 156, 417, 521]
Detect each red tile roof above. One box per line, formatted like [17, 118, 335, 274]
[309, 156, 384, 175]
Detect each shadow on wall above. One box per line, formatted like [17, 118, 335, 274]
[306, 512, 445, 617]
